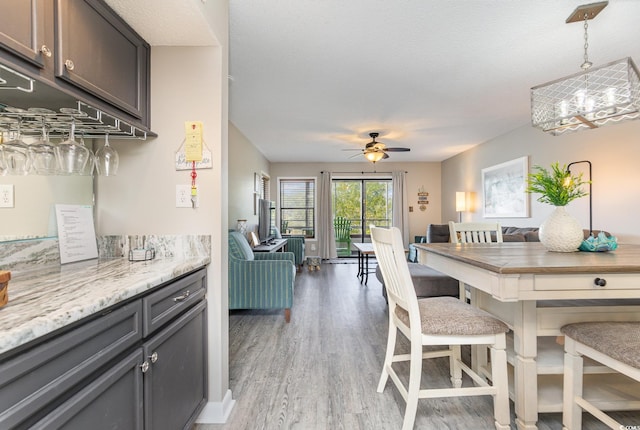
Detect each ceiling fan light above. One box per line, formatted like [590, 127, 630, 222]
[364, 151, 385, 163]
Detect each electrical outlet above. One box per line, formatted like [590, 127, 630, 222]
[310, 243, 316, 252]
[0, 184, 14, 208]
[176, 185, 198, 208]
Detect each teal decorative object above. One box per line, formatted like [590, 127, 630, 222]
[579, 232, 618, 252]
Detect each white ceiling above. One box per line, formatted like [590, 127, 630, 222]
[106, 0, 640, 163]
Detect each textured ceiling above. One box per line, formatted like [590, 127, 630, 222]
[107, 0, 640, 163]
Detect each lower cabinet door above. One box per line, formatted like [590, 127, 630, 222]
[32, 349, 144, 430]
[143, 300, 208, 430]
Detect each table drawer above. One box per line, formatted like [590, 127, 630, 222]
[142, 268, 206, 337]
[534, 273, 640, 291]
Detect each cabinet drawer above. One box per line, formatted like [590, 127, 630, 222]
[0, 301, 142, 429]
[534, 273, 640, 291]
[142, 268, 206, 337]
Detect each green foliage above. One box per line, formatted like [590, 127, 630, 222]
[333, 180, 392, 234]
[526, 162, 589, 206]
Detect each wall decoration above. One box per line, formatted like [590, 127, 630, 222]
[482, 156, 529, 218]
[417, 187, 429, 212]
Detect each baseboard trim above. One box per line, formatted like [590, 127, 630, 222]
[195, 390, 235, 424]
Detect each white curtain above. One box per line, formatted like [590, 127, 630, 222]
[392, 171, 409, 246]
[318, 171, 337, 259]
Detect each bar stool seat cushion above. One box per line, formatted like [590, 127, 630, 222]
[561, 321, 640, 369]
[395, 296, 510, 336]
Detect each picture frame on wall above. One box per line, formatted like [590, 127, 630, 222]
[254, 172, 261, 194]
[482, 156, 529, 218]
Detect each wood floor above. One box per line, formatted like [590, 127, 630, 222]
[195, 261, 640, 430]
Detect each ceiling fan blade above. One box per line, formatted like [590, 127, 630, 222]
[348, 153, 363, 159]
[341, 148, 364, 151]
[384, 147, 410, 152]
[383, 153, 390, 159]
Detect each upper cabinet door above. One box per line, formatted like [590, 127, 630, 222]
[0, 0, 48, 68]
[54, 0, 149, 121]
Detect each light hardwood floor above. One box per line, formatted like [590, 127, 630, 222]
[195, 261, 640, 430]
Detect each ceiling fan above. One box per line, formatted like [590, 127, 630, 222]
[346, 132, 411, 163]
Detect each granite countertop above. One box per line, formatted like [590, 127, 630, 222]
[0, 256, 209, 356]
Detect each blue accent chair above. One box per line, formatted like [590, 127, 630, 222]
[228, 231, 296, 322]
[273, 227, 305, 270]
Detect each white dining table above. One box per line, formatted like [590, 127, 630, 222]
[414, 241, 640, 430]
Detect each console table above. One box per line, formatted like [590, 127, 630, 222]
[414, 242, 640, 430]
[253, 238, 287, 253]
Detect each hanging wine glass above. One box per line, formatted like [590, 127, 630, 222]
[55, 119, 90, 175]
[0, 131, 7, 177]
[95, 133, 119, 176]
[78, 134, 95, 176]
[3, 120, 31, 175]
[29, 122, 58, 175]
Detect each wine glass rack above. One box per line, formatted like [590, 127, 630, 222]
[0, 63, 147, 140]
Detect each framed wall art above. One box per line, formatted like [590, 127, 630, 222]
[482, 156, 529, 218]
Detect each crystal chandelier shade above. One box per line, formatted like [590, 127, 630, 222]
[531, 57, 640, 135]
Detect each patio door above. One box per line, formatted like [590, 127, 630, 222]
[332, 179, 392, 254]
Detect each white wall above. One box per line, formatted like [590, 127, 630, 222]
[228, 122, 270, 233]
[95, 45, 231, 420]
[442, 120, 640, 243]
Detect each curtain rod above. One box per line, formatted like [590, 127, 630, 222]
[320, 171, 407, 174]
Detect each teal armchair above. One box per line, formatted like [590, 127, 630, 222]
[284, 235, 305, 270]
[228, 231, 296, 322]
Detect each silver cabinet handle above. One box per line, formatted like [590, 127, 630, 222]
[140, 361, 150, 373]
[64, 59, 75, 71]
[173, 290, 190, 302]
[149, 352, 158, 363]
[40, 45, 52, 57]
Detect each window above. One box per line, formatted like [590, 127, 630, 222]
[332, 178, 392, 245]
[279, 178, 315, 238]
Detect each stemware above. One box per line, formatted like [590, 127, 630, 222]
[78, 135, 95, 176]
[29, 124, 58, 175]
[95, 133, 119, 176]
[2, 122, 31, 176]
[55, 121, 90, 175]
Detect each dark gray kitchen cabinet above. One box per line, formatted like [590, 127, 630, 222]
[144, 300, 208, 430]
[0, 0, 150, 129]
[0, 268, 207, 430]
[54, 0, 150, 122]
[0, 0, 49, 68]
[31, 349, 145, 430]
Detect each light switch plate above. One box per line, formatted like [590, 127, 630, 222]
[0, 184, 14, 208]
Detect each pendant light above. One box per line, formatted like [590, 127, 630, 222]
[531, 1, 640, 135]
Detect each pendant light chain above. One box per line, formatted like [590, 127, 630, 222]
[581, 13, 592, 70]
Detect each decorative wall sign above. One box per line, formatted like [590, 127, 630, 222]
[482, 156, 529, 218]
[175, 139, 213, 170]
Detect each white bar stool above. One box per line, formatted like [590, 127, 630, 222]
[561, 321, 640, 429]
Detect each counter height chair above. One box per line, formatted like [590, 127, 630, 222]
[371, 226, 511, 430]
[448, 221, 503, 302]
[448, 221, 503, 244]
[561, 322, 640, 430]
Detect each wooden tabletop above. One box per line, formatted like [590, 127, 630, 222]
[353, 242, 375, 254]
[414, 242, 640, 274]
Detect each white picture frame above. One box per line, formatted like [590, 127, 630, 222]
[482, 156, 529, 218]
